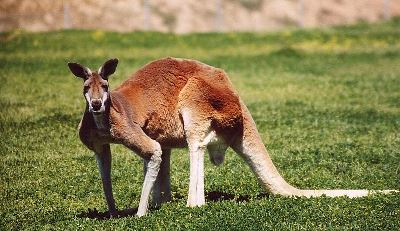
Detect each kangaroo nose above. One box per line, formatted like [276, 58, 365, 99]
[91, 99, 102, 111]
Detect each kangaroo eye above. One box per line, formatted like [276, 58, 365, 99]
[83, 85, 90, 92]
[102, 84, 108, 89]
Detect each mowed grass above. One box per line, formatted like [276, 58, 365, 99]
[1, 19, 400, 230]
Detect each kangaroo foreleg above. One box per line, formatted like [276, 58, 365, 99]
[94, 144, 117, 217]
[120, 125, 162, 217]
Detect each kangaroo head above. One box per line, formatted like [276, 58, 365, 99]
[68, 58, 118, 114]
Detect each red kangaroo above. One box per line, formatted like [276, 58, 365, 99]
[68, 57, 397, 217]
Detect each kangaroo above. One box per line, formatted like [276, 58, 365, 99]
[68, 57, 396, 217]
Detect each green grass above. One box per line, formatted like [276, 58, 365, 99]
[1, 19, 400, 230]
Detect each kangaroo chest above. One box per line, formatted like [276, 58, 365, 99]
[91, 113, 113, 141]
[93, 113, 108, 130]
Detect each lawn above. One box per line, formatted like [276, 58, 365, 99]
[1, 19, 400, 230]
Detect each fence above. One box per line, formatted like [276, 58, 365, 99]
[1, 0, 398, 33]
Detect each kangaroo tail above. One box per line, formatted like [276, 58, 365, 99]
[231, 102, 397, 198]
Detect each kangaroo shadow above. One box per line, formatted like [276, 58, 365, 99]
[77, 207, 139, 220]
[206, 191, 270, 203]
[77, 191, 270, 219]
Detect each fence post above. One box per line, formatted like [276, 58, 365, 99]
[298, 0, 304, 27]
[63, 1, 71, 29]
[143, 0, 151, 30]
[215, 0, 223, 31]
[383, 0, 390, 20]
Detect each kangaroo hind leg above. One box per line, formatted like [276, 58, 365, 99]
[151, 149, 172, 208]
[181, 108, 216, 207]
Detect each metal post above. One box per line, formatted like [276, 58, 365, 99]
[63, 1, 71, 29]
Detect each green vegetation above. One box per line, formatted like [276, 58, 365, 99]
[1, 19, 400, 230]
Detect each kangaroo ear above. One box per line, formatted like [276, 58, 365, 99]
[99, 58, 118, 80]
[68, 62, 91, 79]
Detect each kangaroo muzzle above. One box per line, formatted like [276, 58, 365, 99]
[91, 99, 102, 111]
[86, 92, 108, 113]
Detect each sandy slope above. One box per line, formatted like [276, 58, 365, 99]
[1, 0, 400, 32]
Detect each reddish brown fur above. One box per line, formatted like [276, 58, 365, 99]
[100, 57, 243, 150]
